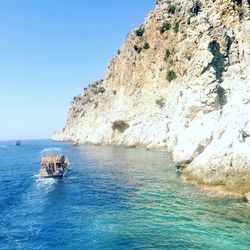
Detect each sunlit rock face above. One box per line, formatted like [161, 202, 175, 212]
[53, 0, 250, 196]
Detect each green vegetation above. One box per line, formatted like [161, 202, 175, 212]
[98, 87, 105, 94]
[112, 90, 117, 95]
[165, 49, 171, 60]
[155, 97, 165, 108]
[112, 120, 129, 133]
[117, 50, 120, 55]
[134, 45, 142, 54]
[160, 22, 171, 34]
[237, 6, 244, 18]
[135, 27, 145, 37]
[169, 59, 174, 66]
[220, 10, 226, 16]
[166, 70, 177, 82]
[143, 42, 150, 49]
[167, 5, 176, 14]
[92, 87, 106, 95]
[173, 22, 180, 33]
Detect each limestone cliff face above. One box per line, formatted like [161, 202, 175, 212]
[53, 0, 250, 196]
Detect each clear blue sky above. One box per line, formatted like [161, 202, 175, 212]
[0, 0, 155, 140]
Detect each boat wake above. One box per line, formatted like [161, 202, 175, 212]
[35, 175, 57, 193]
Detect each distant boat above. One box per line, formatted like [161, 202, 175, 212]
[40, 150, 69, 178]
[12, 140, 21, 146]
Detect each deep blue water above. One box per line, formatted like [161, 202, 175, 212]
[1, 140, 250, 249]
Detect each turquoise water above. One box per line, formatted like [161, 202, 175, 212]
[0, 140, 250, 249]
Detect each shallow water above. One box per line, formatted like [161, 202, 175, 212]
[0, 140, 250, 249]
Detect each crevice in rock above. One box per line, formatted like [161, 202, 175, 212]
[208, 41, 228, 107]
[240, 130, 250, 142]
[208, 41, 225, 83]
[216, 85, 227, 106]
[225, 36, 233, 65]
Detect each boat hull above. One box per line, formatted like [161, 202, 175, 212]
[40, 169, 68, 179]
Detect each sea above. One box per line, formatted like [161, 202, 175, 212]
[0, 140, 250, 249]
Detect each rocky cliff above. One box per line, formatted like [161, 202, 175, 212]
[53, 0, 250, 198]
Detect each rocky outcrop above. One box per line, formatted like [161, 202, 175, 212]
[53, 0, 250, 197]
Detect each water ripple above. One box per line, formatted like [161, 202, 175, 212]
[0, 140, 250, 249]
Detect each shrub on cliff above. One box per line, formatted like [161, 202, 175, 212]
[237, 6, 244, 18]
[166, 70, 177, 82]
[169, 59, 174, 66]
[160, 22, 171, 34]
[220, 9, 226, 16]
[155, 97, 165, 108]
[234, 0, 243, 6]
[98, 87, 105, 94]
[92, 87, 106, 95]
[143, 42, 150, 49]
[173, 22, 179, 33]
[135, 27, 145, 37]
[112, 120, 129, 133]
[165, 49, 171, 60]
[189, 1, 201, 16]
[134, 45, 142, 53]
[167, 5, 176, 14]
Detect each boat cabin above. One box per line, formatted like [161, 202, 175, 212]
[40, 154, 68, 178]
